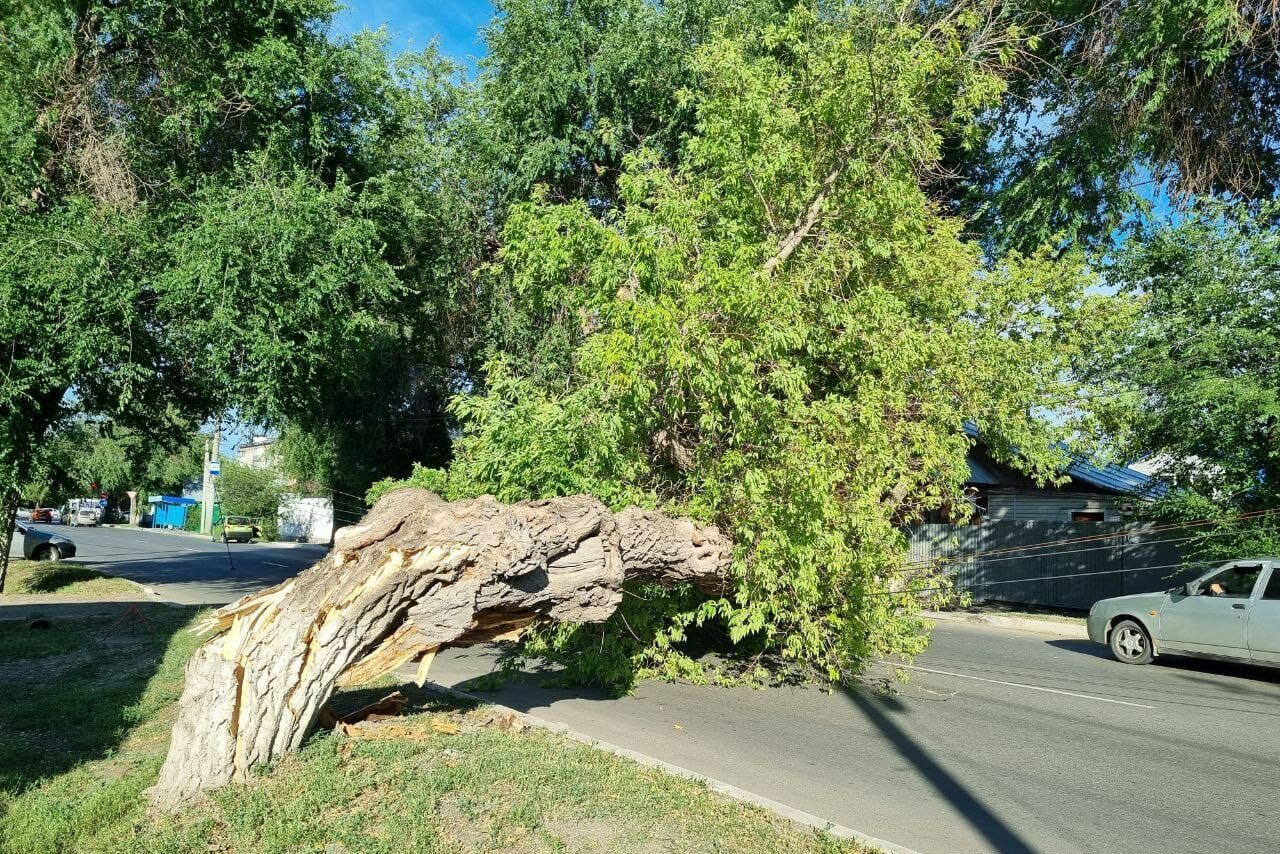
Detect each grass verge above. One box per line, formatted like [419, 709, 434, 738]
[2, 560, 141, 597]
[0, 609, 870, 854]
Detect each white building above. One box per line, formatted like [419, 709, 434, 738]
[236, 435, 278, 470]
[277, 494, 335, 544]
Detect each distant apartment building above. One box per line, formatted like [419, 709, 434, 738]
[236, 435, 277, 470]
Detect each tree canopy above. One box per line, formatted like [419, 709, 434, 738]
[1105, 202, 1280, 559]
[0, 1, 470, 583]
[959, 0, 1280, 250]
[374, 4, 1117, 687]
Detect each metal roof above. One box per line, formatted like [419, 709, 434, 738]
[961, 422, 1167, 497]
[1061, 454, 1168, 497]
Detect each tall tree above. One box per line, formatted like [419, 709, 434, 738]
[383, 3, 1119, 689]
[955, 0, 1280, 250]
[1105, 203, 1280, 558]
[0, 2, 412, 586]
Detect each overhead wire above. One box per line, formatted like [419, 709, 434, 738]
[896, 506, 1280, 571]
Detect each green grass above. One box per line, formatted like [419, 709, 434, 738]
[0, 610, 870, 854]
[3, 560, 140, 597]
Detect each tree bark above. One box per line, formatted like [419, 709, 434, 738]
[0, 488, 18, 592]
[149, 489, 730, 809]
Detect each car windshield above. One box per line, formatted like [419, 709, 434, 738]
[227, 517, 251, 525]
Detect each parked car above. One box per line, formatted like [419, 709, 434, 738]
[220, 516, 259, 544]
[29, 507, 53, 523]
[1088, 558, 1280, 666]
[15, 522, 77, 562]
[48, 508, 62, 524]
[16, 507, 31, 521]
[68, 506, 100, 527]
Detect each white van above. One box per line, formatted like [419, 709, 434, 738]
[69, 505, 100, 527]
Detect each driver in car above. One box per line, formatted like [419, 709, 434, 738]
[1206, 580, 1228, 596]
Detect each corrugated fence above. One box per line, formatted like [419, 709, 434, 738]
[908, 521, 1206, 610]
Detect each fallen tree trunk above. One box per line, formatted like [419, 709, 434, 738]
[149, 488, 729, 809]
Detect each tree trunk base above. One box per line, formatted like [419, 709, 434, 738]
[148, 489, 728, 809]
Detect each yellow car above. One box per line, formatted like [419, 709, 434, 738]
[220, 516, 259, 544]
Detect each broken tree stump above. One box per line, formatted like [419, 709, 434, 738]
[148, 489, 729, 809]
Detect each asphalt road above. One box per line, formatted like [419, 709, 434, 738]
[408, 622, 1280, 854]
[10, 523, 328, 604]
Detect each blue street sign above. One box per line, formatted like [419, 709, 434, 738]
[97, 499, 108, 508]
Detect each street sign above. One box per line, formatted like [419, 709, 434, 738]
[207, 460, 221, 477]
[97, 499, 108, 509]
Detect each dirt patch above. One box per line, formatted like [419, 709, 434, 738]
[543, 817, 623, 852]
[438, 794, 493, 850]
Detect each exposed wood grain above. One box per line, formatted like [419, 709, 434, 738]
[149, 489, 730, 808]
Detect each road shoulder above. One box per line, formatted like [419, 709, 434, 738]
[922, 609, 1087, 638]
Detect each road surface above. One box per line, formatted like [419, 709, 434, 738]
[407, 622, 1280, 854]
[10, 523, 327, 604]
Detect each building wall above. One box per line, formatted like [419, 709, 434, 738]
[236, 437, 277, 470]
[985, 489, 1128, 523]
[277, 495, 333, 544]
[909, 521, 1198, 610]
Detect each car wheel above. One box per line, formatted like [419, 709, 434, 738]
[1109, 619, 1153, 665]
[34, 545, 61, 562]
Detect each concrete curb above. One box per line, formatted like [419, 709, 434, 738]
[422, 682, 923, 854]
[922, 610, 1087, 639]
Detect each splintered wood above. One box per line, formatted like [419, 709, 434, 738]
[149, 489, 730, 808]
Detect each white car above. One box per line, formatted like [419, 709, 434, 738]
[68, 506, 100, 527]
[1088, 558, 1280, 666]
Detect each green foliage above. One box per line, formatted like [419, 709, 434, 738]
[366, 463, 452, 505]
[22, 418, 205, 509]
[963, 0, 1280, 249]
[183, 503, 204, 533]
[396, 5, 1118, 687]
[478, 0, 791, 211]
[215, 460, 282, 540]
[0, 2, 467, 573]
[1106, 202, 1280, 559]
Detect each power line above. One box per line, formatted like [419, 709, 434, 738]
[913, 525, 1261, 571]
[856, 558, 1219, 601]
[896, 506, 1280, 571]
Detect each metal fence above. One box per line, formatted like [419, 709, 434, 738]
[908, 521, 1204, 610]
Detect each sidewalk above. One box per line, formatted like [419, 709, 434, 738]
[921, 608, 1087, 638]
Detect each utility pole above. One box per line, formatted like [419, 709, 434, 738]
[201, 419, 220, 535]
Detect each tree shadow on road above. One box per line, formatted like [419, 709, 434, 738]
[839, 686, 1038, 854]
[1046, 638, 1280, 688]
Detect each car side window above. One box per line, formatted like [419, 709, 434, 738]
[1198, 565, 1264, 598]
[1263, 570, 1280, 601]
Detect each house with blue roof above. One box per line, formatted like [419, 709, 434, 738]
[911, 428, 1183, 610]
[942, 423, 1167, 525]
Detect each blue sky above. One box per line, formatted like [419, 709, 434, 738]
[332, 1, 495, 64]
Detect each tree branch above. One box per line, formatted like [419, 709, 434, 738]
[761, 151, 849, 277]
